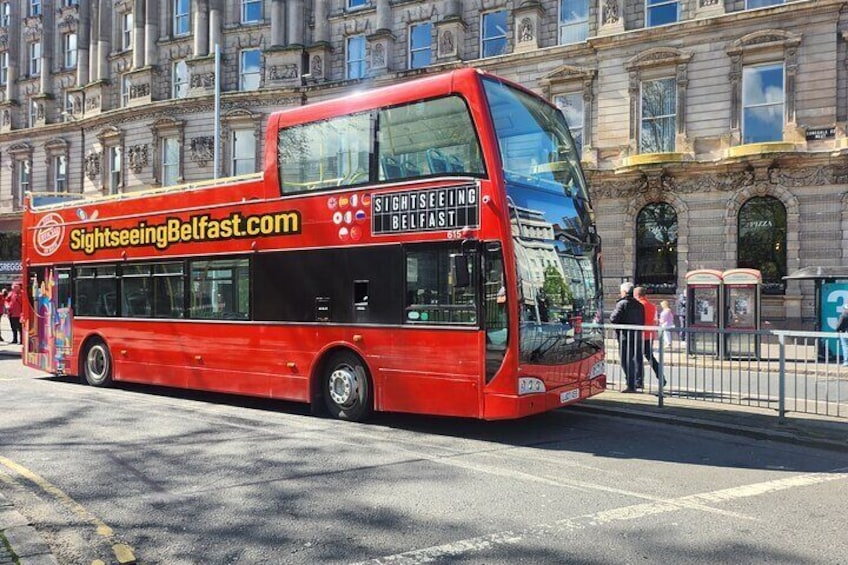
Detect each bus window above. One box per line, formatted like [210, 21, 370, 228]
[278, 112, 373, 194]
[121, 264, 153, 317]
[189, 258, 249, 320]
[74, 265, 118, 317]
[153, 262, 185, 318]
[484, 242, 508, 381]
[404, 245, 477, 325]
[378, 96, 485, 181]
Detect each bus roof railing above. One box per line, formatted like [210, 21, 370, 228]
[26, 172, 263, 211]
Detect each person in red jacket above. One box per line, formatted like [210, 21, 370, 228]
[5, 282, 22, 345]
[634, 286, 664, 387]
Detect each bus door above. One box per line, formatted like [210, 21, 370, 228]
[24, 266, 73, 374]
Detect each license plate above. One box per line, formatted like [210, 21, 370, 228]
[560, 389, 580, 404]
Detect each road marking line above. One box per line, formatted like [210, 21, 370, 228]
[353, 468, 848, 565]
[0, 455, 137, 564]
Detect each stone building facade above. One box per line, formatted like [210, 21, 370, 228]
[0, 0, 846, 324]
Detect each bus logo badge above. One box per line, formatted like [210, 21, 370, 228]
[33, 213, 65, 257]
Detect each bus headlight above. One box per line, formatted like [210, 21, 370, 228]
[518, 377, 546, 395]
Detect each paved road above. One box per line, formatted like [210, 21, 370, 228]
[1, 358, 847, 564]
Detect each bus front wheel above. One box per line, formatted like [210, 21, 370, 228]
[82, 339, 113, 387]
[322, 351, 372, 422]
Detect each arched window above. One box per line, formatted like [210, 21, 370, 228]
[635, 202, 678, 293]
[738, 196, 786, 295]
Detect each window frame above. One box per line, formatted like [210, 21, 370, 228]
[63, 32, 78, 69]
[553, 92, 584, 153]
[745, 0, 784, 8]
[635, 202, 678, 294]
[737, 196, 787, 295]
[645, 0, 679, 27]
[409, 22, 433, 70]
[241, 0, 262, 23]
[639, 77, 677, 153]
[172, 0, 190, 37]
[0, 52, 7, 86]
[108, 146, 122, 194]
[741, 62, 785, 145]
[161, 137, 181, 187]
[559, 0, 589, 45]
[173, 59, 189, 99]
[481, 10, 508, 58]
[122, 12, 134, 50]
[53, 155, 67, 193]
[239, 49, 261, 91]
[0, 2, 9, 27]
[346, 35, 366, 80]
[30, 0, 41, 17]
[29, 41, 41, 76]
[231, 128, 256, 176]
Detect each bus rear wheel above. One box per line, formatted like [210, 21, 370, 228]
[83, 339, 113, 387]
[322, 351, 372, 422]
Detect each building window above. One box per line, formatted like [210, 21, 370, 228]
[173, 59, 189, 98]
[409, 23, 432, 69]
[172, 0, 190, 36]
[53, 156, 67, 192]
[232, 129, 255, 176]
[239, 49, 261, 91]
[640, 78, 676, 153]
[0, 52, 7, 86]
[746, 0, 783, 7]
[347, 0, 367, 9]
[162, 137, 180, 187]
[108, 146, 122, 194]
[636, 203, 678, 294]
[18, 161, 31, 195]
[121, 74, 131, 107]
[481, 11, 507, 58]
[63, 91, 74, 121]
[29, 0, 40, 17]
[122, 12, 133, 50]
[0, 2, 9, 27]
[241, 0, 261, 23]
[742, 63, 784, 144]
[63, 32, 77, 68]
[29, 42, 41, 76]
[559, 0, 588, 44]
[346, 36, 366, 79]
[554, 92, 584, 153]
[646, 0, 678, 27]
[738, 196, 786, 295]
[28, 99, 38, 127]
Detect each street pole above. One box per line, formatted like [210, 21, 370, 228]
[213, 42, 221, 180]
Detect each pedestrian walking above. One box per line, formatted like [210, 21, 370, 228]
[610, 281, 644, 393]
[634, 286, 663, 386]
[659, 299, 674, 349]
[837, 303, 848, 366]
[0, 288, 6, 342]
[5, 282, 22, 345]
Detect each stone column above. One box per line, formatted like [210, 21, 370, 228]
[271, 0, 286, 47]
[133, 0, 145, 69]
[96, 0, 111, 81]
[312, 0, 327, 43]
[76, 0, 90, 85]
[375, 0, 391, 32]
[286, 0, 304, 47]
[145, 0, 159, 66]
[193, 0, 209, 57]
[89, 0, 100, 80]
[209, 4, 222, 51]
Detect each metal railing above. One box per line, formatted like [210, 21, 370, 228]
[591, 323, 848, 421]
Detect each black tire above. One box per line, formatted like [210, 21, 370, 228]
[82, 339, 113, 387]
[322, 351, 372, 422]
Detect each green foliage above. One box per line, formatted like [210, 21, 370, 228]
[542, 265, 572, 306]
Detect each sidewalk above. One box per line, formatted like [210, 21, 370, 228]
[574, 387, 848, 453]
[0, 316, 21, 358]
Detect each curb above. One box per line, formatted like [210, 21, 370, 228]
[0, 494, 58, 565]
[571, 402, 848, 453]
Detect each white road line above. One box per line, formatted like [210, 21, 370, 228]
[352, 468, 848, 565]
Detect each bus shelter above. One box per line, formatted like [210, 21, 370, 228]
[783, 266, 848, 360]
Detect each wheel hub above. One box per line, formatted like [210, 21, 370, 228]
[328, 366, 359, 407]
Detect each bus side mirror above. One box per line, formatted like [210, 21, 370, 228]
[452, 254, 470, 288]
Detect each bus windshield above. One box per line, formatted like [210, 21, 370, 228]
[483, 78, 602, 365]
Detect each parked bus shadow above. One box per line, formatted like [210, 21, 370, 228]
[38, 375, 848, 475]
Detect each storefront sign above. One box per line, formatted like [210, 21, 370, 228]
[805, 127, 835, 141]
[372, 184, 479, 235]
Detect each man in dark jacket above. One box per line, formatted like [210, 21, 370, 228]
[610, 281, 645, 392]
[837, 303, 848, 366]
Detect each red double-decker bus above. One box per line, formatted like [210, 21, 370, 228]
[22, 68, 605, 421]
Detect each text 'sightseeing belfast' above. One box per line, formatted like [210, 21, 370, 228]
[70, 211, 301, 255]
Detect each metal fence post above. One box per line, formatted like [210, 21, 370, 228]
[657, 333, 664, 408]
[778, 333, 786, 422]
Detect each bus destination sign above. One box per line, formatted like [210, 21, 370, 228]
[372, 184, 479, 235]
